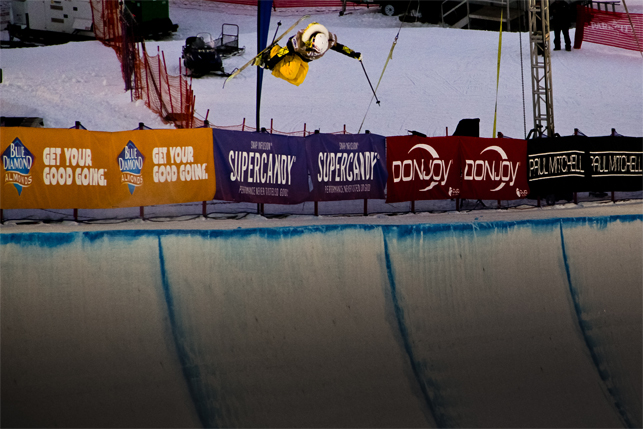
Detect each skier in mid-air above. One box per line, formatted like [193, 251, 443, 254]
[253, 22, 362, 86]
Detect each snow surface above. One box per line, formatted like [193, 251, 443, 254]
[1, 0, 642, 224]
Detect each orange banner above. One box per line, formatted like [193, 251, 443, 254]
[1, 127, 215, 209]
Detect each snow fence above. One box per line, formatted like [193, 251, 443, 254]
[2, 215, 642, 427]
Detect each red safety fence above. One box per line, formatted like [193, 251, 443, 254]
[574, 5, 643, 52]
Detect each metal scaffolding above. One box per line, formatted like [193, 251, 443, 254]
[528, 0, 555, 137]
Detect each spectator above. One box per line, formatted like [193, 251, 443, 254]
[551, 0, 573, 51]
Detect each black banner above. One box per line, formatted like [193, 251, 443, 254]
[587, 137, 643, 191]
[527, 136, 642, 195]
[527, 136, 589, 195]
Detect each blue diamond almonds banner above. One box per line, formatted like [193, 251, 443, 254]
[1, 127, 215, 209]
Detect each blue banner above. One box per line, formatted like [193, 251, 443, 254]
[305, 133, 387, 201]
[212, 129, 309, 204]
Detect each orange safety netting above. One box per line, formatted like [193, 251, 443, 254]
[141, 47, 196, 129]
[90, 0, 197, 129]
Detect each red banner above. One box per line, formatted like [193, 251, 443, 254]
[459, 137, 530, 200]
[575, 6, 643, 52]
[386, 136, 461, 203]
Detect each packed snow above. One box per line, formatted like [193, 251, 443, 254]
[0, 0, 641, 224]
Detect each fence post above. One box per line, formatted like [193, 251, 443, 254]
[73, 121, 82, 222]
[192, 94, 196, 129]
[573, 128, 580, 204]
[158, 47, 163, 119]
[187, 78, 193, 128]
[242, 118, 246, 131]
[162, 52, 174, 126]
[179, 59, 184, 128]
[143, 48, 151, 109]
[138, 122, 146, 220]
[364, 129, 370, 214]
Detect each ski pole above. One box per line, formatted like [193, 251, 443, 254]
[360, 59, 380, 105]
[271, 21, 282, 44]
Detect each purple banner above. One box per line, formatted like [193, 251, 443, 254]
[305, 133, 387, 201]
[212, 129, 309, 204]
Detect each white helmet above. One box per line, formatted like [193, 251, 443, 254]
[310, 32, 329, 53]
[302, 23, 330, 53]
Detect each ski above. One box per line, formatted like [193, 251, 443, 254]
[223, 15, 310, 87]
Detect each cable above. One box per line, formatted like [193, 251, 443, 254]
[357, 1, 412, 134]
[519, 6, 527, 140]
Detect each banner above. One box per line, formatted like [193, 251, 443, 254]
[306, 133, 387, 201]
[212, 129, 309, 204]
[587, 136, 643, 191]
[527, 136, 589, 196]
[386, 135, 461, 203]
[575, 6, 643, 52]
[459, 137, 530, 200]
[1, 127, 215, 209]
[112, 128, 215, 207]
[527, 135, 643, 194]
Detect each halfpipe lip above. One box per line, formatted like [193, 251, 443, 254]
[0, 200, 641, 233]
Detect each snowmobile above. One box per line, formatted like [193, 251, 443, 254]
[182, 33, 225, 78]
[182, 25, 244, 78]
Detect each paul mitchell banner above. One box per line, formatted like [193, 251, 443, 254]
[459, 136, 530, 200]
[528, 135, 643, 194]
[587, 136, 642, 191]
[305, 133, 387, 201]
[527, 136, 589, 195]
[386, 135, 460, 203]
[212, 129, 309, 204]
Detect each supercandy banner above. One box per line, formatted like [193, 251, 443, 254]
[386, 135, 461, 203]
[459, 137, 530, 200]
[305, 133, 387, 201]
[212, 129, 309, 204]
[1, 127, 215, 209]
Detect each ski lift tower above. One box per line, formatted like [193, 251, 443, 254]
[528, 0, 555, 137]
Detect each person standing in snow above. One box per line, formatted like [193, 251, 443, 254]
[254, 22, 362, 86]
[551, 0, 573, 51]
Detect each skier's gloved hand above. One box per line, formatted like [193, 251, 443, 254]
[352, 52, 362, 60]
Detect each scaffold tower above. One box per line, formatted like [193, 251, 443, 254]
[528, 0, 555, 136]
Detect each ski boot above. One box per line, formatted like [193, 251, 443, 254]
[252, 50, 271, 69]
